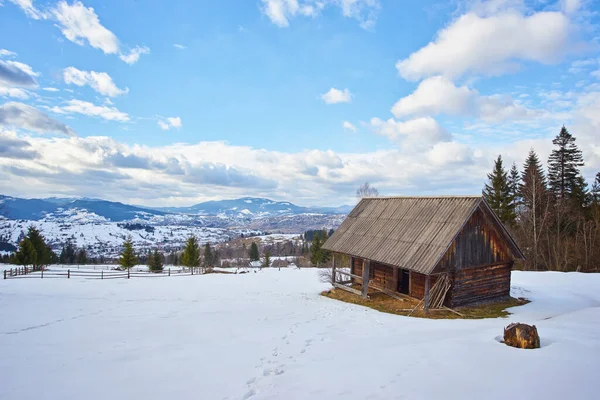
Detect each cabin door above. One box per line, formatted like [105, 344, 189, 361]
[398, 269, 410, 294]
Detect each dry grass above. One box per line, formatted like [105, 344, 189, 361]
[321, 287, 529, 319]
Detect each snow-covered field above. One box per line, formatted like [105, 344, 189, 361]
[0, 269, 598, 400]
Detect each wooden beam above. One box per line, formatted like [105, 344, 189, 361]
[333, 282, 363, 297]
[424, 274, 431, 313]
[331, 253, 336, 284]
[335, 269, 363, 281]
[362, 260, 370, 299]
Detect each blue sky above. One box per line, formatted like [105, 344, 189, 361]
[1, 0, 599, 206]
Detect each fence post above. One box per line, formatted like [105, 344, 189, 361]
[168, 268, 170, 276]
[3, 270, 6, 280]
[68, 269, 70, 279]
[101, 270, 103, 280]
[127, 269, 130, 279]
[192, 267, 194, 275]
[41, 268, 44, 279]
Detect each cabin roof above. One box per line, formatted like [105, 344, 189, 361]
[322, 196, 524, 275]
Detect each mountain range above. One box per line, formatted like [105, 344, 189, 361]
[0, 195, 352, 222]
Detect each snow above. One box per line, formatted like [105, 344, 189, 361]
[0, 269, 598, 400]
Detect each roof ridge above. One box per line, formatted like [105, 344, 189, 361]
[361, 195, 482, 199]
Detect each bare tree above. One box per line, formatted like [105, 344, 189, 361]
[356, 182, 379, 199]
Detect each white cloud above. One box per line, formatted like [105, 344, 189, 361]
[396, 10, 572, 80]
[52, 1, 119, 54]
[0, 102, 75, 136]
[173, 44, 186, 50]
[391, 76, 538, 123]
[8, 0, 46, 20]
[50, 99, 129, 122]
[0, 49, 18, 57]
[0, 58, 38, 99]
[42, 87, 60, 92]
[158, 117, 182, 130]
[338, 0, 380, 29]
[569, 58, 598, 74]
[370, 116, 451, 147]
[561, 0, 580, 14]
[321, 87, 352, 104]
[343, 120, 357, 133]
[260, 0, 378, 29]
[427, 141, 473, 166]
[63, 66, 128, 97]
[0, 87, 31, 99]
[119, 46, 150, 65]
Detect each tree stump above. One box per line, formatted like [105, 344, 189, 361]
[503, 323, 540, 349]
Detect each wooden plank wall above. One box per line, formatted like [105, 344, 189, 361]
[449, 263, 511, 307]
[436, 207, 511, 272]
[409, 272, 438, 300]
[351, 258, 395, 291]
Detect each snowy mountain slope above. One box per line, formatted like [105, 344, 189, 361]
[0, 195, 165, 221]
[1, 270, 598, 400]
[154, 197, 353, 216]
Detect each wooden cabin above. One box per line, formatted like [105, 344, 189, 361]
[322, 196, 524, 309]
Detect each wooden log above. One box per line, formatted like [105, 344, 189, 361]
[332, 253, 336, 284]
[362, 260, 370, 299]
[333, 282, 363, 297]
[503, 323, 540, 349]
[424, 275, 430, 313]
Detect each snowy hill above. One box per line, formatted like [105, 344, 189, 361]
[154, 197, 353, 216]
[1, 269, 599, 399]
[0, 195, 165, 221]
[0, 195, 347, 256]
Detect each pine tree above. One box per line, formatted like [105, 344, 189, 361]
[519, 149, 549, 270]
[181, 236, 200, 269]
[482, 155, 514, 225]
[26, 226, 53, 268]
[76, 248, 88, 264]
[249, 242, 260, 261]
[13, 227, 53, 269]
[263, 250, 271, 268]
[309, 230, 331, 266]
[148, 249, 164, 273]
[548, 126, 585, 201]
[13, 238, 37, 266]
[591, 172, 600, 206]
[508, 162, 520, 213]
[204, 242, 214, 268]
[59, 241, 76, 264]
[118, 236, 138, 269]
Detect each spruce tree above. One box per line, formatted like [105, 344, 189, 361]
[508, 162, 520, 213]
[118, 236, 138, 269]
[26, 226, 53, 268]
[519, 149, 549, 271]
[548, 126, 584, 200]
[591, 172, 600, 206]
[181, 236, 200, 269]
[482, 155, 514, 225]
[76, 248, 88, 264]
[263, 250, 271, 268]
[13, 238, 37, 266]
[148, 249, 163, 273]
[13, 227, 53, 269]
[249, 242, 260, 261]
[204, 243, 214, 268]
[60, 241, 76, 264]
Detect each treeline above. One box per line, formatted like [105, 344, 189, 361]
[483, 126, 599, 272]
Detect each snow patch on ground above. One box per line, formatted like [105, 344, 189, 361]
[0, 269, 598, 399]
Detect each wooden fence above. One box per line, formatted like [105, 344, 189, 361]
[3, 266, 203, 280]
